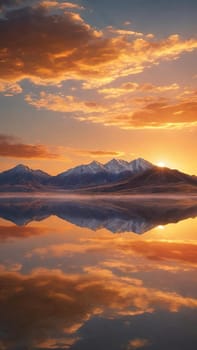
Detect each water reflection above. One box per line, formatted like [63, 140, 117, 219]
[0, 196, 197, 233]
[0, 268, 196, 350]
[0, 195, 196, 349]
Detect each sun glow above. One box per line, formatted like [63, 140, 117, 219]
[157, 225, 165, 230]
[156, 161, 166, 167]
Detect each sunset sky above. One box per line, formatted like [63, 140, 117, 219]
[0, 0, 197, 175]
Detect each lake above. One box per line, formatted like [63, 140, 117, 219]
[0, 195, 197, 350]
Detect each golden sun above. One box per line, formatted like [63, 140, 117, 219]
[156, 161, 166, 167]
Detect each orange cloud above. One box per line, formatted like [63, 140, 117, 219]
[0, 134, 59, 159]
[99, 82, 179, 98]
[0, 224, 46, 241]
[40, 1, 84, 10]
[0, 263, 22, 272]
[0, 268, 196, 348]
[28, 90, 197, 129]
[0, 80, 22, 95]
[0, 0, 83, 11]
[25, 92, 107, 113]
[80, 92, 197, 129]
[0, 6, 196, 88]
[0, 134, 123, 162]
[65, 147, 124, 157]
[140, 83, 179, 92]
[101, 260, 192, 274]
[128, 338, 150, 349]
[106, 26, 143, 37]
[118, 98, 197, 129]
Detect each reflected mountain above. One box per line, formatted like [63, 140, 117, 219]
[0, 196, 197, 234]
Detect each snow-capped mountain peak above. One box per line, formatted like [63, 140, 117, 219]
[11, 164, 31, 173]
[1, 164, 50, 178]
[59, 160, 106, 177]
[128, 158, 153, 172]
[57, 158, 154, 178]
[89, 160, 105, 171]
[104, 158, 130, 173]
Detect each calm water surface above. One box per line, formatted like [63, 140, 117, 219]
[0, 196, 197, 350]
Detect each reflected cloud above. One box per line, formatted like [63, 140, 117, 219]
[127, 338, 150, 349]
[83, 236, 197, 267]
[0, 268, 196, 349]
[0, 224, 46, 241]
[29, 234, 197, 268]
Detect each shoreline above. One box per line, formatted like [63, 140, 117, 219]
[0, 191, 197, 200]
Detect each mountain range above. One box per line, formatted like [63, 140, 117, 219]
[0, 158, 197, 193]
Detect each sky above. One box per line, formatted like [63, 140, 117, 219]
[0, 0, 197, 175]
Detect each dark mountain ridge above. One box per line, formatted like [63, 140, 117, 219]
[88, 166, 197, 193]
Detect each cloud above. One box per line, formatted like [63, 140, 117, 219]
[99, 82, 180, 98]
[123, 21, 132, 26]
[117, 97, 197, 129]
[139, 83, 179, 92]
[0, 80, 22, 95]
[106, 26, 143, 37]
[0, 134, 59, 159]
[0, 268, 196, 348]
[25, 92, 107, 113]
[0, 263, 22, 272]
[65, 147, 124, 158]
[0, 0, 83, 11]
[99, 82, 139, 98]
[127, 338, 150, 349]
[0, 6, 196, 88]
[0, 134, 123, 162]
[80, 93, 197, 129]
[26, 90, 197, 129]
[80, 150, 123, 157]
[101, 259, 192, 274]
[40, 1, 84, 10]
